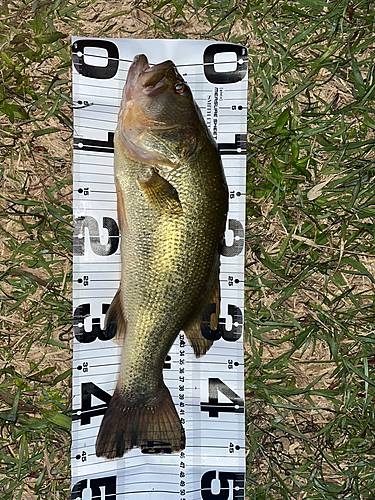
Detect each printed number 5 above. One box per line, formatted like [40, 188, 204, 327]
[71, 476, 116, 500]
[201, 471, 245, 500]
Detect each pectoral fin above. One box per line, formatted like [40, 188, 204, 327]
[183, 273, 221, 358]
[104, 288, 127, 346]
[115, 178, 129, 233]
[138, 168, 182, 213]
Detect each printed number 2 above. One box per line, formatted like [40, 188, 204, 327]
[71, 476, 116, 500]
[222, 219, 244, 257]
[201, 471, 245, 500]
[73, 216, 119, 256]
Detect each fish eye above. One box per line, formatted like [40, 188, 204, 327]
[174, 83, 187, 95]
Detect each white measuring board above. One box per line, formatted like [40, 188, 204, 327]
[71, 38, 248, 500]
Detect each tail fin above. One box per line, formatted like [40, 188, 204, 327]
[95, 384, 185, 458]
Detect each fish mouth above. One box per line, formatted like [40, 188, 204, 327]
[125, 54, 177, 100]
[117, 54, 181, 165]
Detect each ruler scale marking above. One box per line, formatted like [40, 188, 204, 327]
[72, 37, 247, 500]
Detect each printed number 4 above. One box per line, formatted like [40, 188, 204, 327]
[72, 382, 110, 425]
[201, 378, 244, 418]
[73, 379, 244, 426]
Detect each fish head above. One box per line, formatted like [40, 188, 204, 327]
[117, 54, 203, 167]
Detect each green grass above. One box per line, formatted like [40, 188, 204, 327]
[0, 0, 374, 498]
[0, 0, 75, 497]
[243, 1, 375, 497]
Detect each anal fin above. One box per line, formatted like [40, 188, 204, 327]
[183, 273, 221, 358]
[104, 288, 127, 346]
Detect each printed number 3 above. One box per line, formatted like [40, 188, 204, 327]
[73, 303, 112, 343]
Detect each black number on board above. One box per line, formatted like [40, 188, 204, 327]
[218, 304, 243, 341]
[71, 476, 116, 500]
[71, 479, 87, 500]
[72, 39, 119, 79]
[141, 440, 172, 454]
[73, 133, 114, 153]
[73, 216, 119, 256]
[77, 450, 87, 462]
[222, 219, 244, 257]
[203, 43, 247, 84]
[200, 303, 221, 341]
[72, 382, 111, 425]
[218, 133, 246, 156]
[229, 442, 241, 453]
[200, 378, 244, 418]
[200, 303, 243, 342]
[201, 471, 245, 500]
[73, 303, 116, 343]
[164, 354, 172, 369]
[91, 477, 116, 500]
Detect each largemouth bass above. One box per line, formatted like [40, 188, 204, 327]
[95, 54, 228, 459]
